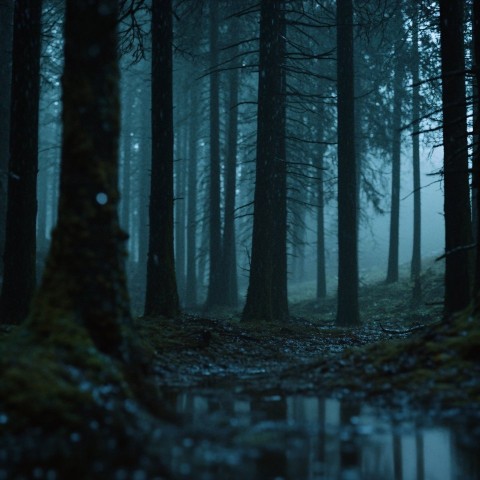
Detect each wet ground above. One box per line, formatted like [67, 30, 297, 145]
[2, 270, 480, 479]
[145, 313, 480, 480]
[140, 271, 480, 479]
[160, 391, 480, 479]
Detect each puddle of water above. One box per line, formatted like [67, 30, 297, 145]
[162, 393, 480, 480]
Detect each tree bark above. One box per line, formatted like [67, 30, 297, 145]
[411, 11, 422, 285]
[354, 49, 364, 235]
[473, 4, 479, 244]
[145, 0, 180, 317]
[386, 21, 403, 284]
[137, 84, 151, 306]
[271, 14, 289, 322]
[336, 0, 360, 326]
[175, 123, 187, 302]
[205, 0, 222, 309]
[439, 0, 472, 316]
[0, 0, 42, 324]
[219, 66, 240, 307]
[317, 142, 327, 300]
[121, 85, 132, 237]
[242, 0, 286, 322]
[472, 0, 480, 305]
[30, 0, 132, 359]
[0, 0, 13, 279]
[185, 85, 199, 308]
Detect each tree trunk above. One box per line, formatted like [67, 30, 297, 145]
[272, 12, 289, 322]
[205, 0, 222, 309]
[473, 0, 480, 306]
[219, 66, 239, 307]
[354, 50, 364, 235]
[49, 133, 60, 229]
[36, 117, 59, 259]
[121, 85, 132, 238]
[439, 0, 472, 316]
[185, 85, 199, 308]
[145, 0, 180, 317]
[393, 434, 403, 480]
[411, 11, 422, 286]
[415, 433, 425, 480]
[386, 25, 403, 284]
[30, 0, 132, 360]
[336, 0, 359, 326]
[242, 0, 285, 322]
[175, 124, 187, 302]
[37, 153, 48, 255]
[0, 0, 42, 324]
[473, 7, 479, 245]
[197, 194, 209, 300]
[137, 85, 151, 307]
[0, 0, 13, 279]
[317, 143, 327, 300]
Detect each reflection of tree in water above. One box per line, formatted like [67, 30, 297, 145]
[416, 432, 424, 480]
[164, 393, 480, 479]
[253, 396, 288, 479]
[452, 432, 480, 479]
[393, 432, 403, 480]
[340, 403, 361, 477]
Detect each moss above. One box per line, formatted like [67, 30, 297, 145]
[311, 308, 480, 408]
[0, 313, 133, 432]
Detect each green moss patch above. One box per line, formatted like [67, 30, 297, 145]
[288, 310, 480, 409]
[0, 314, 170, 477]
[0, 316, 131, 431]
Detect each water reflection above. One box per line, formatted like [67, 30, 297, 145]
[164, 393, 480, 480]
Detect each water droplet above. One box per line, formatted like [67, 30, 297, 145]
[96, 192, 108, 205]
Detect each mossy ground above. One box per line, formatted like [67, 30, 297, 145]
[0, 315, 169, 478]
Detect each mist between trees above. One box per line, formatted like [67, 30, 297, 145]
[0, 0, 478, 327]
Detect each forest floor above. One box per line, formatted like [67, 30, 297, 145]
[142, 260, 479, 413]
[2, 261, 480, 478]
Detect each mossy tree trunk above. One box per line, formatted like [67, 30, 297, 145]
[439, 0, 473, 316]
[0, 0, 42, 325]
[145, 0, 180, 318]
[30, 0, 132, 360]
